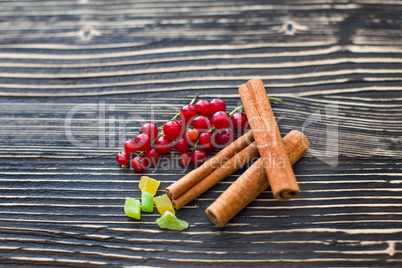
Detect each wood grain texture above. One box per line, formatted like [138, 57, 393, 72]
[0, 0, 401, 267]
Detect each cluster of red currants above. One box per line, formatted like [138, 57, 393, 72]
[116, 97, 248, 172]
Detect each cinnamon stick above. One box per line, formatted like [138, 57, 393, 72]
[172, 141, 259, 210]
[166, 130, 254, 200]
[172, 130, 308, 210]
[239, 79, 299, 200]
[205, 130, 310, 227]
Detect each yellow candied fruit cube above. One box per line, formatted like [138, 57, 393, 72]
[154, 194, 175, 215]
[139, 176, 150, 190]
[139, 176, 160, 196]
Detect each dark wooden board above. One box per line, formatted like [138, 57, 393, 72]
[0, 0, 401, 266]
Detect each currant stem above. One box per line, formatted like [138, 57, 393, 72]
[189, 93, 199, 105]
[153, 132, 164, 143]
[166, 93, 199, 125]
[229, 106, 243, 116]
[268, 96, 282, 103]
[154, 93, 199, 144]
[123, 161, 131, 168]
[191, 139, 199, 151]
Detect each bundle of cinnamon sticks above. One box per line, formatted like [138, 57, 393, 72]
[166, 79, 310, 227]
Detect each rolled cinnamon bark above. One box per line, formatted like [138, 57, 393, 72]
[172, 142, 259, 210]
[239, 79, 299, 200]
[166, 130, 254, 200]
[205, 130, 310, 227]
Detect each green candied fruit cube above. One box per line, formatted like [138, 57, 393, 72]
[124, 197, 141, 220]
[156, 211, 188, 231]
[141, 191, 154, 213]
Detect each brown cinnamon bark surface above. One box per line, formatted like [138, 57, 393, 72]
[205, 130, 310, 227]
[172, 142, 259, 209]
[239, 79, 299, 200]
[166, 130, 254, 200]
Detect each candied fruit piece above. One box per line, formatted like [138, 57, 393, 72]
[154, 194, 175, 215]
[141, 191, 154, 213]
[138, 176, 148, 190]
[124, 197, 141, 220]
[139, 176, 160, 196]
[156, 211, 188, 231]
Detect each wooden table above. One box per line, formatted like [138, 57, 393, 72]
[1, 1, 401, 266]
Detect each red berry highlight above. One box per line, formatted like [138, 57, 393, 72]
[178, 152, 192, 166]
[231, 112, 248, 132]
[174, 137, 189, 153]
[211, 111, 231, 129]
[191, 149, 207, 166]
[132, 155, 147, 172]
[141, 122, 158, 140]
[199, 132, 213, 147]
[116, 151, 130, 165]
[163, 120, 181, 140]
[185, 128, 199, 141]
[145, 148, 159, 164]
[191, 115, 211, 131]
[154, 136, 173, 154]
[215, 128, 234, 147]
[180, 104, 197, 122]
[195, 99, 210, 116]
[209, 98, 226, 114]
[177, 119, 186, 136]
[124, 139, 136, 154]
[133, 133, 151, 152]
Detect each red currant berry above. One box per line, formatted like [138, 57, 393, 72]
[141, 122, 158, 140]
[191, 115, 211, 131]
[174, 137, 189, 153]
[178, 152, 192, 166]
[163, 120, 181, 140]
[180, 104, 197, 122]
[132, 155, 147, 172]
[185, 128, 199, 141]
[154, 136, 173, 154]
[211, 111, 231, 129]
[215, 129, 234, 147]
[199, 132, 213, 147]
[133, 133, 151, 152]
[195, 99, 210, 116]
[191, 149, 207, 166]
[116, 151, 130, 165]
[204, 143, 215, 153]
[177, 119, 186, 136]
[231, 112, 248, 132]
[209, 98, 226, 114]
[124, 139, 136, 154]
[144, 148, 159, 164]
